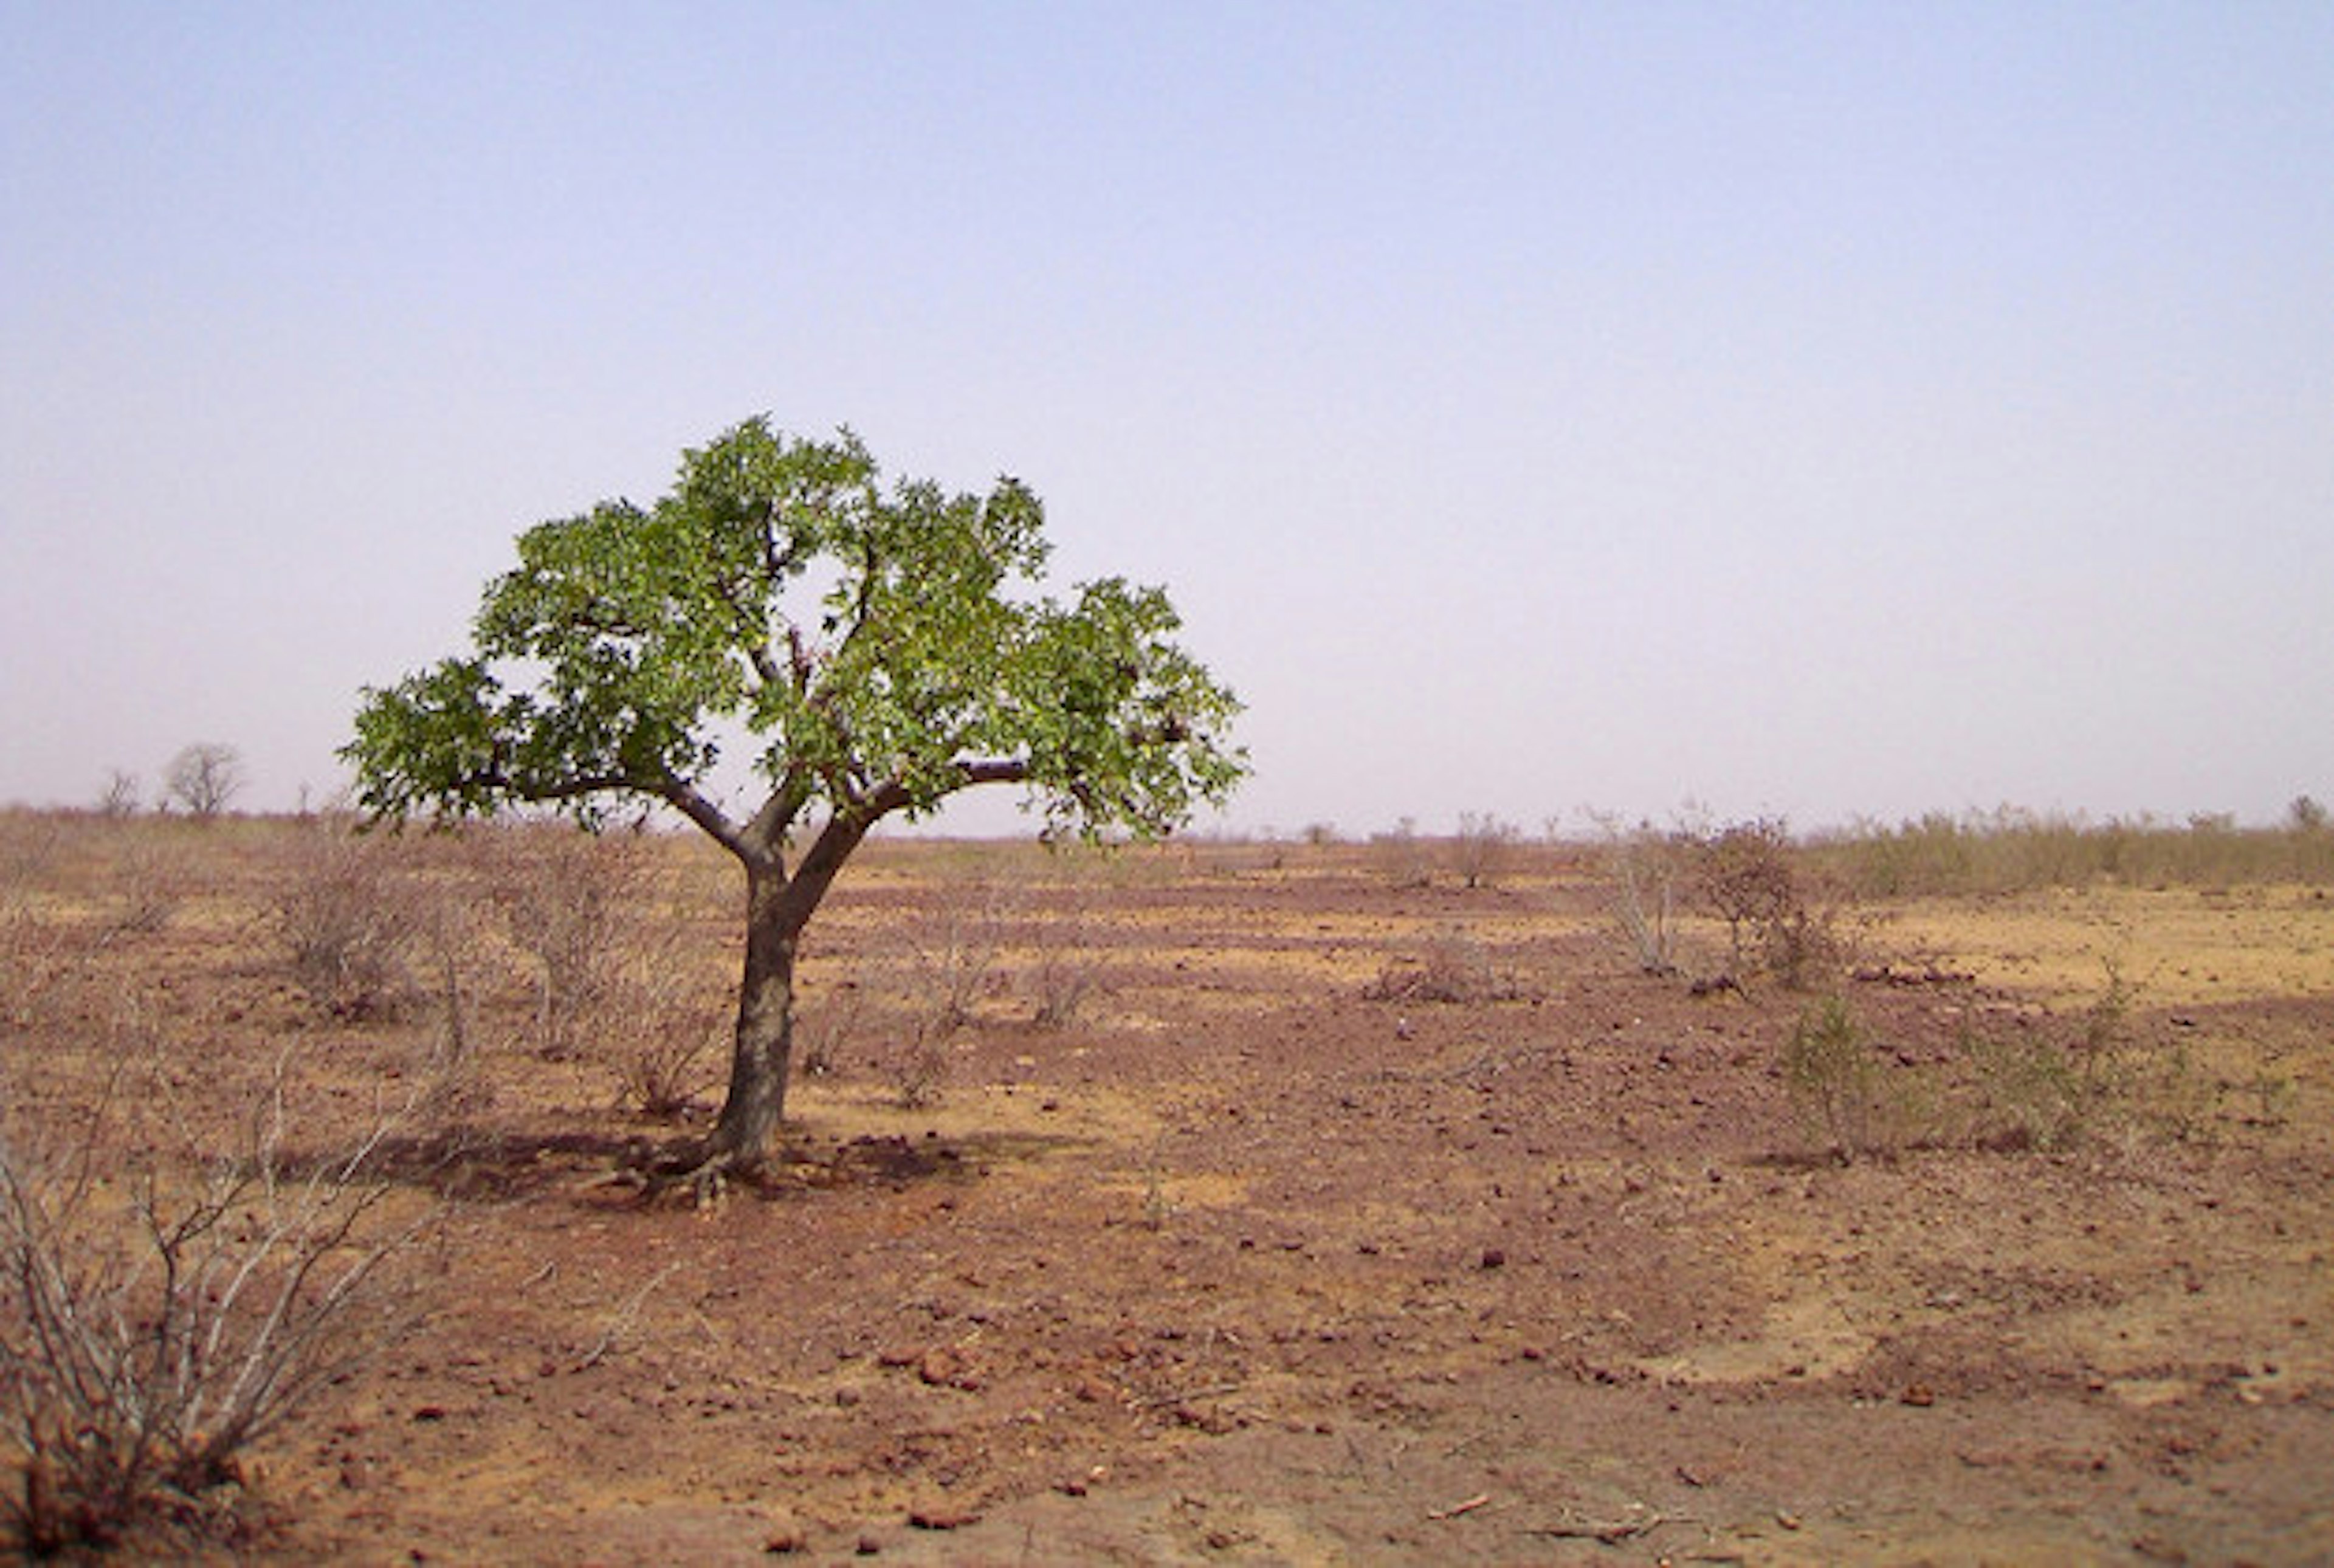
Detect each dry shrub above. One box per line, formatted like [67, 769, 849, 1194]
[0, 1059, 441, 1553]
[869, 884, 1012, 1107]
[1450, 811, 1520, 890]
[604, 929, 728, 1121]
[489, 826, 642, 1060]
[1588, 813, 1687, 976]
[1025, 888, 1108, 1030]
[1691, 817, 1848, 988]
[1370, 818, 1432, 889]
[903, 884, 1009, 1034]
[1363, 929, 1519, 1005]
[794, 974, 866, 1079]
[267, 819, 416, 1020]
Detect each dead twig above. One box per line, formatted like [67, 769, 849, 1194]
[571, 1262, 679, 1372]
[1521, 1510, 1680, 1544]
[1131, 1380, 1244, 1410]
[1428, 1493, 1492, 1520]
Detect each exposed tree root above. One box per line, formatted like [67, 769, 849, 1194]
[625, 1135, 770, 1206]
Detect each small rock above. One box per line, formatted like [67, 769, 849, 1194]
[908, 1509, 982, 1531]
[1479, 1248, 1506, 1270]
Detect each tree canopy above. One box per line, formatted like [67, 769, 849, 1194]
[345, 418, 1245, 854]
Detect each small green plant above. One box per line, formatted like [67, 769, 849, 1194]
[1958, 1023, 2086, 1150]
[1781, 995, 1896, 1163]
[1958, 963, 2159, 1152]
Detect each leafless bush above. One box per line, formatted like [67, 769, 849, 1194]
[0, 1062, 441, 1553]
[873, 885, 1011, 1108]
[1451, 811, 1520, 890]
[1025, 888, 1108, 1030]
[888, 1017, 952, 1110]
[0, 815, 63, 910]
[95, 771, 141, 820]
[1370, 818, 1432, 889]
[267, 820, 416, 1020]
[490, 827, 641, 1060]
[605, 989, 723, 1124]
[907, 884, 1009, 1034]
[794, 975, 866, 1079]
[1587, 813, 1687, 975]
[1362, 928, 1520, 1006]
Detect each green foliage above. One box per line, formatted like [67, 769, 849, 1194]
[345, 418, 1245, 847]
[1956, 962, 2144, 1150]
[1781, 995, 1896, 1163]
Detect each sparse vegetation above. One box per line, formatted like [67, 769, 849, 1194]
[266, 817, 416, 1021]
[1780, 995, 1897, 1163]
[1370, 817, 1432, 888]
[489, 825, 642, 1061]
[95, 770, 140, 820]
[162, 743, 246, 821]
[0, 1059, 441, 1554]
[1363, 927, 1520, 1005]
[0, 810, 2327, 1559]
[1451, 811, 1520, 890]
[1816, 805, 2334, 895]
[1587, 812, 1686, 975]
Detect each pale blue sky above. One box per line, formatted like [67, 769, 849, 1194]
[4, 4, 2329, 835]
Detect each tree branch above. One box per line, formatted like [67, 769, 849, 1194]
[660, 780, 751, 861]
[861, 758, 1030, 819]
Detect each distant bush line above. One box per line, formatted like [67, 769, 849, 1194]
[1805, 804, 2334, 897]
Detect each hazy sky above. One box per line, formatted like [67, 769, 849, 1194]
[5, 4, 2329, 836]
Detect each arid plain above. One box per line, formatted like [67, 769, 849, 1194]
[4, 813, 2330, 1564]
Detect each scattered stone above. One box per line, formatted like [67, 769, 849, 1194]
[909, 1508, 982, 1531]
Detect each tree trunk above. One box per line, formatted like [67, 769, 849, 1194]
[704, 864, 800, 1169]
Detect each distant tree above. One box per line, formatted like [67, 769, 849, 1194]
[2289, 795, 2328, 833]
[346, 418, 1245, 1181]
[95, 768, 141, 818]
[163, 743, 244, 820]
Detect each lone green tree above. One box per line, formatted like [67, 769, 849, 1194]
[346, 418, 1244, 1178]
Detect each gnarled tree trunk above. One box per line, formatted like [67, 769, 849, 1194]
[689, 812, 876, 1178]
[705, 864, 799, 1167]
